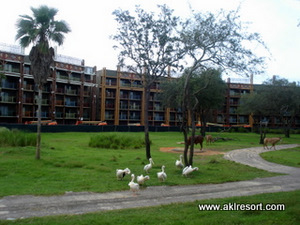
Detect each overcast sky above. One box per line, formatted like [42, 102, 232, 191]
[1, 0, 300, 84]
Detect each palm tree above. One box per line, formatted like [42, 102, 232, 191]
[16, 5, 70, 159]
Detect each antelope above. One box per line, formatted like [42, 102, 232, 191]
[205, 135, 214, 145]
[263, 137, 282, 150]
[187, 135, 204, 151]
[177, 135, 204, 151]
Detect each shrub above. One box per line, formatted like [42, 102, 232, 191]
[0, 128, 36, 147]
[237, 127, 249, 133]
[89, 133, 147, 149]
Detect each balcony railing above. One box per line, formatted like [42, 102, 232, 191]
[66, 90, 77, 95]
[0, 111, 16, 116]
[65, 101, 77, 107]
[105, 114, 114, 120]
[55, 112, 63, 118]
[57, 74, 69, 80]
[65, 113, 76, 118]
[23, 111, 33, 117]
[129, 105, 141, 110]
[0, 96, 16, 103]
[1, 82, 17, 89]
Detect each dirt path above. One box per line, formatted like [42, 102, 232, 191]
[1, 144, 299, 220]
[160, 147, 224, 155]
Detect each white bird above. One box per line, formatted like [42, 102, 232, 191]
[175, 155, 184, 169]
[137, 174, 150, 185]
[116, 168, 131, 180]
[157, 165, 167, 182]
[128, 174, 139, 194]
[182, 165, 199, 177]
[144, 158, 154, 174]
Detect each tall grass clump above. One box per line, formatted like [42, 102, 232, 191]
[89, 133, 146, 149]
[0, 127, 36, 147]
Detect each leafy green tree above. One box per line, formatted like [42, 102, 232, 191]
[178, 9, 266, 166]
[193, 69, 227, 136]
[16, 5, 70, 159]
[239, 76, 300, 141]
[160, 68, 226, 165]
[112, 5, 184, 159]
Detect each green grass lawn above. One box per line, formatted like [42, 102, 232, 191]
[261, 147, 300, 168]
[0, 131, 288, 197]
[0, 131, 299, 224]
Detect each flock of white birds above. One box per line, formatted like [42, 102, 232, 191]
[116, 155, 199, 195]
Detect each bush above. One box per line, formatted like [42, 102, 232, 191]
[0, 128, 36, 147]
[89, 133, 147, 149]
[237, 127, 249, 133]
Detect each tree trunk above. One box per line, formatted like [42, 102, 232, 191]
[188, 111, 196, 166]
[182, 72, 192, 166]
[144, 85, 151, 159]
[182, 117, 189, 167]
[200, 111, 206, 137]
[36, 87, 42, 160]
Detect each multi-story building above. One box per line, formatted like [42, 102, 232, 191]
[0, 43, 97, 125]
[216, 78, 253, 127]
[98, 68, 182, 126]
[1, 43, 299, 128]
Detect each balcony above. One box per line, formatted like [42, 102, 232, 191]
[106, 92, 115, 98]
[70, 76, 81, 82]
[120, 104, 128, 110]
[119, 114, 128, 120]
[66, 89, 77, 95]
[105, 113, 114, 120]
[129, 116, 140, 120]
[0, 96, 16, 103]
[129, 104, 141, 110]
[154, 116, 164, 121]
[56, 74, 69, 80]
[23, 111, 33, 117]
[34, 99, 49, 105]
[154, 106, 164, 111]
[55, 112, 64, 118]
[105, 103, 115, 109]
[65, 101, 77, 107]
[0, 111, 16, 117]
[1, 81, 17, 89]
[56, 100, 64, 106]
[23, 97, 33, 104]
[65, 112, 76, 119]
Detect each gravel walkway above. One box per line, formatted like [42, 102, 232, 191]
[1, 144, 299, 220]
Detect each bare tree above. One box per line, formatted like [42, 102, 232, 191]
[112, 5, 184, 159]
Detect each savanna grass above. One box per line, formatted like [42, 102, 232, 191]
[0, 131, 291, 197]
[89, 133, 146, 149]
[0, 127, 36, 147]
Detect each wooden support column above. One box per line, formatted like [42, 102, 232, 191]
[17, 62, 24, 123]
[100, 68, 106, 121]
[50, 69, 56, 121]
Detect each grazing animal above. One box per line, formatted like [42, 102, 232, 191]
[263, 137, 282, 150]
[137, 174, 150, 185]
[144, 158, 155, 173]
[187, 135, 204, 151]
[175, 155, 184, 169]
[182, 165, 199, 177]
[205, 135, 214, 145]
[157, 165, 167, 182]
[128, 174, 139, 194]
[116, 168, 131, 180]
